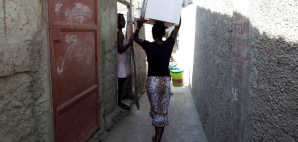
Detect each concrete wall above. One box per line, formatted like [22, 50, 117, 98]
[131, 1, 147, 98]
[97, 0, 118, 119]
[133, 18, 147, 98]
[191, 1, 233, 141]
[89, 0, 119, 141]
[0, 0, 53, 141]
[249, 1, 298, 141]
[191, 0, 298, 141]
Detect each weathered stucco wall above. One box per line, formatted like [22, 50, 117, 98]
[192, 0, 298, 141]
[90, 0, 119, 141]
[249, 0, 298, 141]
[191, 0, 233, 141]
[133, 18, 146, 98]
[0, 0, 53, 141]
[98, 0, 118, 117]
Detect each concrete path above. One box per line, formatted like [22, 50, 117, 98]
[105, 84, 208, 142]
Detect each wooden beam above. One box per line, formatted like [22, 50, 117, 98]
[127, 3, 134, 23]
[117, 0, 130, 6]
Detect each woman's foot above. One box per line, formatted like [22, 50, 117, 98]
[170, 92, 174, 95]
[152, 135, 155, 142]
[118, 103, 130, 109]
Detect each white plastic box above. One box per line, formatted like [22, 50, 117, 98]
[140, 0, 184, 27]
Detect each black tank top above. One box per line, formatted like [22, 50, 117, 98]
[141, 37, 175, 76]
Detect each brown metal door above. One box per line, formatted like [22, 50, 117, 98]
[48, 0, 99, 141]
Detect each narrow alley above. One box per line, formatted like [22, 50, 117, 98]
[1, 0, 297, 142]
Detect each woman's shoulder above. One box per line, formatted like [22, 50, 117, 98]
[165, 37, 175, 46]
[166, 36, 175, 41]
[142, 40, 153, 45]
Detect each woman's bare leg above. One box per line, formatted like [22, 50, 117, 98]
[118, 78, 129, 109]
[154, 127, 165, 142]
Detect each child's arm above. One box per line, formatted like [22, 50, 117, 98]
[118, 31, 133, 54]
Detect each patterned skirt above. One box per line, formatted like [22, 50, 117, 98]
[146, 76, 171, 127]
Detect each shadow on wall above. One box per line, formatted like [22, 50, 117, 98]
[191, 6, 298, 142]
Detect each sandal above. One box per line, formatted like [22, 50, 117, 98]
[119, 104, 130, 110]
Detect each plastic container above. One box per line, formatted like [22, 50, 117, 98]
[170, 68, 184, 87]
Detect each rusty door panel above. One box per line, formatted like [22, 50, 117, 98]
[54, 32, 96, 106]
[48, 0, 99, 141]
[52, 0, 96, 27]
[56, 92, 98, 142]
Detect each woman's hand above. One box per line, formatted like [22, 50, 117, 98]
[129, 36, 133, 44]
[137, 16, 147, 29]
[134, 17, 147, 46]
[173, 61, 178, 67]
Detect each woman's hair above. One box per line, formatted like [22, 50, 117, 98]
[118, 13, 124, 22]
[152, 23, 166, 41]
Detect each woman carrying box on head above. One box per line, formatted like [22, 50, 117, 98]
[117, 13, 133, 109]
[134, 17, 181, 142]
